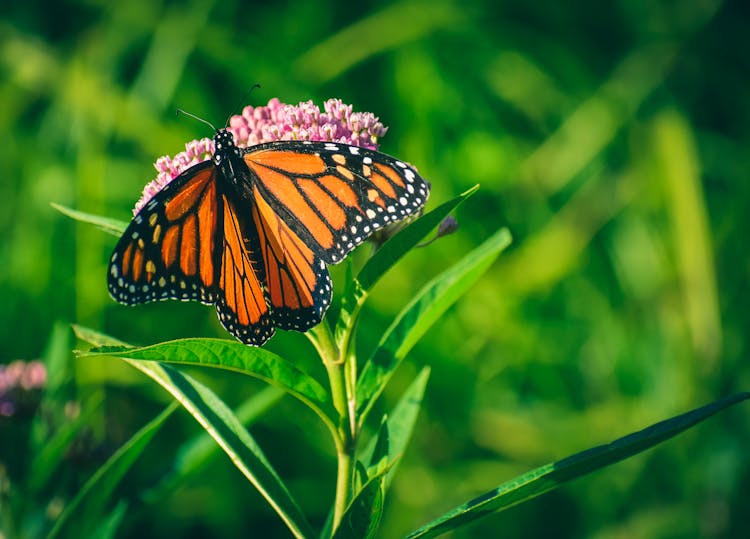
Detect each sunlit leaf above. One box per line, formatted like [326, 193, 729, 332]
[406, 392, 750, 538]
[75, 327, 316, 539]
[81, 338, 336, 432]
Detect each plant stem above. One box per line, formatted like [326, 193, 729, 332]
[309, 323, 356, 535]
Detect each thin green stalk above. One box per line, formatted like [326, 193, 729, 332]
[308, 323, 357, 535]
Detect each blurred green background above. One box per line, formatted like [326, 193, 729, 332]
[2, 0, 750, 537]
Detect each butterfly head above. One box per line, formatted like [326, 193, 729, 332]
[212, 129, 237, 165]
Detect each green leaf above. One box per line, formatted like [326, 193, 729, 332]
[81, 338, 337, 432]
[142, 385, 285, 502]
[47, 403, 177, 539]
[73, 325, 131, 348]
[361, 367, 430, 486]
[74, 326, 314, 538]
[357, 185, 479, 292]
[331, 475, 386, 539]
[29, 392, 104, 494]
[356, 228, 512, 425]
[335, 186, 479, 349]
[406, 392, 750, 539]
[366, 417, 390, 475]
[91, 501, 128, 539]
[51, 202, 128, 236]
[119, 359, 315, 539]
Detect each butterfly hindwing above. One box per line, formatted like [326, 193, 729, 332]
[251, 185, 331, 332]
[108, 162, 219, 305]
[214, 195, 274, 345]
[242, 140, 430, 265]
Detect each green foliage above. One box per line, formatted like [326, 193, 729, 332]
[406, 393, 750, 538]
[82, 338, 337, 431]
[47, 402, 177, 539]
[3, 1, 750, 537]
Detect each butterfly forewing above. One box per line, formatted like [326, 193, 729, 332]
[243, 141, 430, 265]
[108, 162, 219, 305]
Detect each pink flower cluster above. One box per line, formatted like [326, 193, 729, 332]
[134, 98, 389, 214]
[0, 360, 47, 417]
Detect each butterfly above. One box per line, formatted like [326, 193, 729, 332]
[107, 128, 430, 345]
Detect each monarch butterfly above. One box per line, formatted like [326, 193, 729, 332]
[108, 128, 430, 345]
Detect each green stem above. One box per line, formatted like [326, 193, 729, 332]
[308, 323, 356, 535]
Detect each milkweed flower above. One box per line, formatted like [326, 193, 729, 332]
[134, 98, 389, 214]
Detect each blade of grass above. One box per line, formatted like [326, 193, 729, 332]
[46, 403, 177, 539]
[406, 392, 750, 538]
[356, 228, 511, 426]
[90, 501, 128, 539]
[121, 359, 315, 539]
[28, 392, 104, 494]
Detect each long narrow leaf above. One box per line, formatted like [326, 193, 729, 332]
[357, 185, 479, 292]
[121, 359, 315, 539]
[81, 338, 337, 432]
[73, 325, 130, 348]
[361, 367, 430, 486]
[142, 386, 284, 503]
[356, 228, 512, 425]
[331, 475, 386, 539]
[90, 501, 128, 539]
[51, 202, 128, 236]
[74, 327, 316, 539]
[406, 392, 750, 538]
[47, 403, 177, 539]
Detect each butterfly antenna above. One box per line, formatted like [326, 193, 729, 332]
[176, 109, 217, 132]
[224, 83, 261, 128]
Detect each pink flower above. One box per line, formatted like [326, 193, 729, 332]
[0, 360, 47, 418]
[133, 98, 389, 214]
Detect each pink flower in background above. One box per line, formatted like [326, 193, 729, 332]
[0, 360, 46, 418]
[134, 98, 389, 214]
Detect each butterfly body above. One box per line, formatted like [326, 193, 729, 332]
[108, 129, 429, 345]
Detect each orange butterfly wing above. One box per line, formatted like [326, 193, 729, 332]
[243, 141, 430, 265]
[108, 160, 273, 345]
[215, 194, 274, 343]
[108, 162, 220, 305]
[109, 131, 430, 347]
[251, 185, 331, 331]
